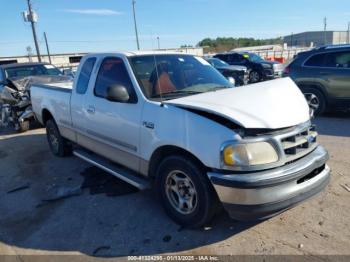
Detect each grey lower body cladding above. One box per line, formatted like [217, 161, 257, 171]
[208, 146, 330, 220]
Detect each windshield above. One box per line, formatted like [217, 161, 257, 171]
[244, 53, 265, 63]
[129, 54, 232, 100]
[5, 64, 62, 79]
[208, 58, 229, 67]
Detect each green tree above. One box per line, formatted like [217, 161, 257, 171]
[197, 37, 282, 53]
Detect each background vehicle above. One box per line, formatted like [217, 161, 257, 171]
[205, 57, 249, 86]
[283, 44, 350, 115]
[31, 52, 329, 227]
[0, 62, 70, 131]
[214, 52, 283, 83]
[0, 62, 63, 79]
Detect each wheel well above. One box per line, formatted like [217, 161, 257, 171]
[299, 83, 329, 102]
[148, 145, 207, 178]
[42, 109, 54, 126]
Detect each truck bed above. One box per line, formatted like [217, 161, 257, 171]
[32, 81, 73, 92]
[31, 81, 75, 142]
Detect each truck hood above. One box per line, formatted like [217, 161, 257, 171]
[165, 77, 310, 129]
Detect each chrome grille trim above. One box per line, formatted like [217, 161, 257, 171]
[279, 124, 318, 162]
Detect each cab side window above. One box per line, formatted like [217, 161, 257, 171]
[94, 57, 137, 103]
[76, 57, 96, 94]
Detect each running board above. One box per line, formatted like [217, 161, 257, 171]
[73, 149, 150, 190]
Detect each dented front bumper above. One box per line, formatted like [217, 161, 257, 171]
[208, 146, 330, 220]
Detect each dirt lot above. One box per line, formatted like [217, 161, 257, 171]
[0, 113, 349, 259]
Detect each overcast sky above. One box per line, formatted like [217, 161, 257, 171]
[1, 0, 350, 56]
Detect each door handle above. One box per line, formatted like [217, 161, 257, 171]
[87, 105, 95, 114]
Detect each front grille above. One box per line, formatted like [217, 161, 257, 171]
[281, 125, 318, 161]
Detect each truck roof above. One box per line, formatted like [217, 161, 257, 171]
[84, 50, 195, 58]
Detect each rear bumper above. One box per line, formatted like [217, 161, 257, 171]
[208, 146, 330, 220]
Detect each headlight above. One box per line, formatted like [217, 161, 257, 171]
[262, 63, 273, 69]
[222, 142, 278, 168]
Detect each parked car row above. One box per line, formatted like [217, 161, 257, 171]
[210, 45, 350, 115]
[213, 51, 284, 83]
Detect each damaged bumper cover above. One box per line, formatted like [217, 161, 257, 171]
[208, 146, 330, 220]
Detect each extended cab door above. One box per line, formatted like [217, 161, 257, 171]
[81, 56, 142, 172]
[71, 56, 97, 143]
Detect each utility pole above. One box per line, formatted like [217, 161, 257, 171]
[26, 46, 33, 62]
[347, 22, 350, 44]
[290, 32, 293, 47]
[323, 17, 327, 45]
[26, 0, 41, 62]
[157, 36, 160, 49]
[44, 32, 52, 64]
[132, 0, 140, 50]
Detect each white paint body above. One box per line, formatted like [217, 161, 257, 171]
[31, 52, 310, 176]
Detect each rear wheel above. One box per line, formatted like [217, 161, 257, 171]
[156, 155, 219, 228]
[302, 88, 326, 115]
[46, 119, 72, 157]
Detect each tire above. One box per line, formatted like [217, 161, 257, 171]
[156, 155, 219, 228]
[249, 70, 261, 83]
[302, 88, 326, 116]
[46, 119, 72, 157]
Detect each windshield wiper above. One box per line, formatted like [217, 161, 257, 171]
[152, 90, 203, 98]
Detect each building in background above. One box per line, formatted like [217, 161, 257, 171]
[283, 31, 350, 48]
[233, 44, 283, 52]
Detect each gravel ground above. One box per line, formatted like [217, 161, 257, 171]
[0, 113, 349, 260]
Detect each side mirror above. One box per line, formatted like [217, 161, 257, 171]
[106, 84, 130, 103]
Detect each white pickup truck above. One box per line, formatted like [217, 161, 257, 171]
[31, 51, 330, 227]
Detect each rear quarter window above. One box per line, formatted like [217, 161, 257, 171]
[76, 57, 96, 94]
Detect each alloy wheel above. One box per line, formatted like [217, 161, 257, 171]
[249, 71, 260, 83]
[304, 93, 320, 111]
[165, 170, 198, 215]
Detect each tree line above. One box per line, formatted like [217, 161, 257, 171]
[196, 37, 283, 52]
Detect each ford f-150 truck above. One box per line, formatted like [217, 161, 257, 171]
[31, 51, 330, 227]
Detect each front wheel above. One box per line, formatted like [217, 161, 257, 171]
[46, 119, 72, 157]
[156, 155, 219, 228]
[249, 70, 261, 83]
